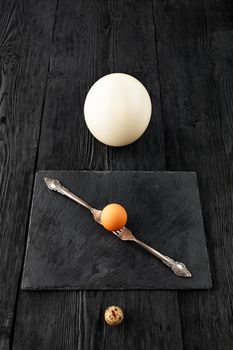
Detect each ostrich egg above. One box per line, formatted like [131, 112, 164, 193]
[84, 73, 152, 146]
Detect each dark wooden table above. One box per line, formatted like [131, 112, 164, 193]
[1, 0, 233, 349]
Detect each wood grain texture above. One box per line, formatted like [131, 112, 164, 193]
[22, 170, 211, 290]
[37, 0, 165, 171]
[14, 290, 181, 350]
[13, 0, 183, 349]
[0, 0, 57, 348]
[152, 0, 233, 348]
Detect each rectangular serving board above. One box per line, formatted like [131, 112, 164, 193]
[22, 171, 212, 290]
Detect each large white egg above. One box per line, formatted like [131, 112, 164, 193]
[84, 73, 152, 146]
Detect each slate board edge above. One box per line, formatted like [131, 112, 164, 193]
[21, 170, 212, 290]
[193, 172, 213, 288]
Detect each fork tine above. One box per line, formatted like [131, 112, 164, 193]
[112, 231, 119, 237]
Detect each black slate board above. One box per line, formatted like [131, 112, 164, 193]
[22, 171, 212, 290]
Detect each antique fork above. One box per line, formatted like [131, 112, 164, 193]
[112, 228, 192, 278]
[44, 177, 192, 278]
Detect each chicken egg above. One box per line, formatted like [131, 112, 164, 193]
[101, 203, 127, 231]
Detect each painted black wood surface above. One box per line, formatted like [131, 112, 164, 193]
[22, 170, 211, 290]
[152, 1, 233, 348]
[0, 0, 232, 349]
[0, 1, 57, 348]
[13, 1, 184, 349]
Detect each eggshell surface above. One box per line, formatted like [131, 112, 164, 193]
[101, 203, 127, 231]
[84, 73, 152, 146]
[104, 306, 124, 326]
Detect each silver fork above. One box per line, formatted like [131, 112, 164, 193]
[113, 228, 192, 277]
[44, 177, 192, 278]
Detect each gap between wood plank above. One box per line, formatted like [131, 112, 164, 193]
[151, 1, 184, 347]
[8, 1, 60, 348]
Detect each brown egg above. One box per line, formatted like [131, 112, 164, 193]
[104, 305, 124, 326]
[101, 203, 127, 231]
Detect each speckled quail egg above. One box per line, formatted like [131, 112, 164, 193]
[104, 305, 124, 326]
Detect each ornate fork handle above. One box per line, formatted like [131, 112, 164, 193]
[134, 238, 192, 278]
[44, 177, 94, 212]
[44, 177, 102, 223]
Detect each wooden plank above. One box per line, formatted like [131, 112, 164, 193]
[14, 290, 181, 350]
[152, 0, 233, 348]
[0, 0, 57, 348]
[13, 0, 183, 349]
